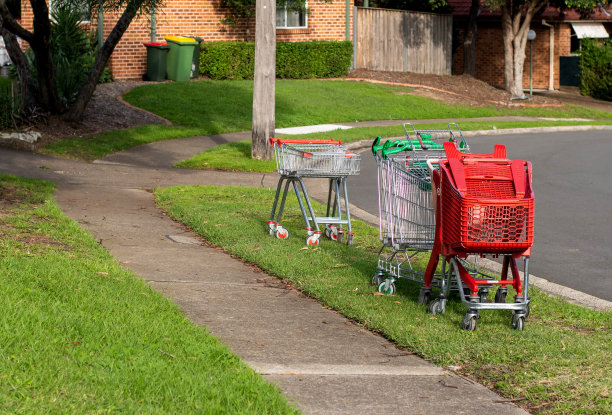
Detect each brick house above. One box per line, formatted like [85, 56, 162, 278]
[14, 0, 354, 79]
[449, 0, 611, 90]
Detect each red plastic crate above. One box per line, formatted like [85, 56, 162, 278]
[438, 146, 534, 254]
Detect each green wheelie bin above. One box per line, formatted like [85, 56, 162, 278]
[164, 36, 198, 82]
[143, 42, 169, 82]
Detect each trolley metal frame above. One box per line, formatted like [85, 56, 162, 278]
[268, 138, 361, 246]
[370, 123, 470, 295]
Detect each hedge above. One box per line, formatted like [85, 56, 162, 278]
[199, 41, 353, 80]
[579, 39, 612, 101]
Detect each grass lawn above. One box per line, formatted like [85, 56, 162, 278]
[176, 120, 612, 171]
[40, 80, 612, 161]
[155, 184, 612, 415]
[0, 174, 298, 414]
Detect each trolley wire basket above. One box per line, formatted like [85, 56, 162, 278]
[401, 122, 469, 179]
[268, 138, 361, 247]
[376, 153, 435, 251]
[370, 126, 471, 296]
[273, 138, 361, 177]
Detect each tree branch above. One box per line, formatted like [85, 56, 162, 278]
[64, 0, 145, 121]
[0, 1, 34, 42]
[0, 22, 39, 112]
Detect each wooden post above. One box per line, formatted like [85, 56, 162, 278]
[251, 0, 276, 160]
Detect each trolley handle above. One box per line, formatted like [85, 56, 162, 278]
[269, 137, 342, 147]
[371, 137, 411, 158]
[426, 159, 440, 173]
[371, 136, 384, 156]
[382, 140, 411, 158]
[415, 133, 429, 150]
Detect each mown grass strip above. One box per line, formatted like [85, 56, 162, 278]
[175, 120, 612, 171]
[155, 184, 612, 415]
[41, 80, 612, 161]
[0, 174, 298, 414]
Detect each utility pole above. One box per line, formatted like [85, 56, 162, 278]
[251, 0, 276, 160]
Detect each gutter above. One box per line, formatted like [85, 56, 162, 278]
[345, 0, 350, 40]
[541, 20, 554, 91]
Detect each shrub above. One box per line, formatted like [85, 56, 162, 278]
[8, 7, 113, 107]
[276, 41, 352, 78]
[579, 39, 612, 101]
[0, 77, 18, 130]
[199, 41, 255, 80]
[199, 41, 353, 80]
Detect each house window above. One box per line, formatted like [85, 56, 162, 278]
[49, 0, 91, 23]
[276, 0, 307, 29]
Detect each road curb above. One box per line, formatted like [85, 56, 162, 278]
[476, 257, 612, 312]
[345, 124, 612, 152]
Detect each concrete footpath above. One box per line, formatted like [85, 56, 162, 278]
[0, 143, 530, 414]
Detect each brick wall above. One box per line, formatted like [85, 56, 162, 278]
[13, 0, 350, 79]
[453, 21, 568, 90]
[558, 23, 571, 56]
[18, 0, 352, 80]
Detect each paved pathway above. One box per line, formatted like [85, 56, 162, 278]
[0, 145, 529, 414]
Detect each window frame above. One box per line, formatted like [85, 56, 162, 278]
[48, 0, 92, 24]
[276, 0, 308, 30]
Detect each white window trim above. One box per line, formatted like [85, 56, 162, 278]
[48, 0, 92, 24]
[276, 1, 308, 29]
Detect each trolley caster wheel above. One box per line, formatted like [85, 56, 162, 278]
[346, 233, 354, 246]
[512, 314, 525, 331]
[525, 303, 530, 319]
[325, 225, 338, 241]
[478, 287, 489, 303]
[378, 280, 396, 295]
[372, 271, 385, 286]
[461, 313, 477, 331]
[427, 298, 446, 315]
[418, 287, 431, 305]
[268, 221, 276, 236]
[514, 296, 531, 319]
[336, 228, 344, 244]
[513, 304, 530, 319]
[494, 288, 508, 303]
[275, 227, 289, 240]
[306, 234, 320, 246]
[305, 228, 314, 237]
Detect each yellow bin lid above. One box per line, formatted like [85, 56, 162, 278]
[164, 36, 197, 44]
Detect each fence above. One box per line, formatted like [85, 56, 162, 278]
[353, 7, 453, 75]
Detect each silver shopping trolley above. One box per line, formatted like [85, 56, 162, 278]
[268, 138, 361, 246]
[370, 123, 469, 296]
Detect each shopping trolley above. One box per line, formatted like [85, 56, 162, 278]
[422, 142, 534, 331]
[370, 123, 469, 296]
[267, 138, 361, 246]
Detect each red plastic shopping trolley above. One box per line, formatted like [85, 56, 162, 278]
[422, 142, 534, 331]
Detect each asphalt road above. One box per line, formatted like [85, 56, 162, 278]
[348, 130, 612, 302]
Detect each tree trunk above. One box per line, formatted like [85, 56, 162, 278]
[463, 0, 479, 76]
[500, 0, 546, 97]
[29, 0, 64, 113]
[0, 24, 38, 113]
[251, 0, 275, 160]
[63, 2, 143, 122]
